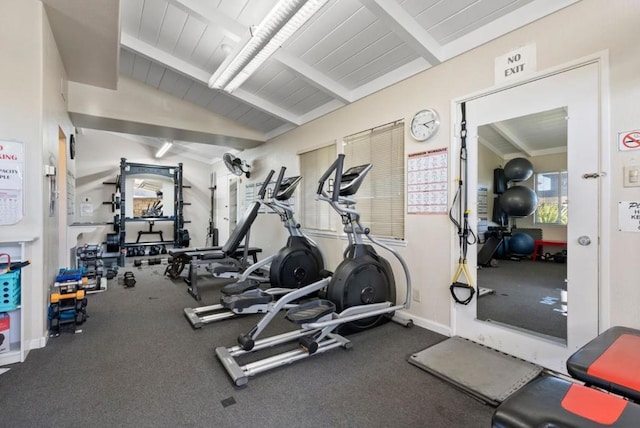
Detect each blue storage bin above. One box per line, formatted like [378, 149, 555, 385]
[0, 270, 20, 311]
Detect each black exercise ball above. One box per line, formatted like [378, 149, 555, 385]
[499, 185, 538, 217]
[504, 158, 533, 182]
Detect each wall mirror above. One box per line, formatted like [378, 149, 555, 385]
[125, 174, 175, 219]
[475, 107, 568, 342]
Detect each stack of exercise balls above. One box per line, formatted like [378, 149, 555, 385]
[499, 157, 537, 256]
[500, 157, 537, 217]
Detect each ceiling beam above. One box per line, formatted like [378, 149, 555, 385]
[165, 0, 245, 42]
[359, 0, 444, 65]
[121, 32, 210, 84]
[443, 0, 579, 58]
[273, 50, 353, 104]
[351, 57, 430, 101]
[489, 123, 534, 157]
[122, 32, 299, 128]
[232, 88, 301, 125]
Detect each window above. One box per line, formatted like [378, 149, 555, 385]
[298, 143, 336, 232]
[343, 121, 405, 240]
[534, 171, 568, 225]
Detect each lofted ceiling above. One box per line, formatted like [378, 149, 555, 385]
[46, 0, 579, 162]
[478, 107, 568, 159]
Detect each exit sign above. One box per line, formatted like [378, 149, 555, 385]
[495, 44, 537, 84]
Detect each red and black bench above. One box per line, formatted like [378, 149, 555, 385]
[567, 326, 640, 402]
[492, 375, 640, 427]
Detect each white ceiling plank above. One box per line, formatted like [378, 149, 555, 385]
[298, 99, 346, 124]
[146, 62, 167, 88]
[121, 32, 210, 84]
[265, 123, 298, 140]
[489, 122, 534, 157]
[131, 55, 152, 82]
[138, 0, 168, 45]
[273, 50, 353, 103]
[442, 0, 578, 58]
[156, 3, 189, 53]
[350, 57, 430, 100]
[359, 0, 443, 65]
[119, 48, 136, 76]
[232, 88, 301, 125]
[166, 0, 246, 42]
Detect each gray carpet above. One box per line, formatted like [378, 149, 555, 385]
[477, 259, 567, 340]
[0, 265, 494, 427]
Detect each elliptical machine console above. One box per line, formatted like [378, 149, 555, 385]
[215, 154, 413, 386]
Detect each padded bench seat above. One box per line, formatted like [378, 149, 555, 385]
[168, 246, 222, 257]
[493, 376, 640, 427]
[567, 326, 640, 402]
[185, 247, 262, 261]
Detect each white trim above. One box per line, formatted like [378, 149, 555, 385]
[597, 51, 612, 333]
[449, 50, 610, 366]
[397, 311, 451, 337]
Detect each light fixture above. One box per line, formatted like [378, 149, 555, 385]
[208, 0, 329, 93]
[155, 141, 173, 158]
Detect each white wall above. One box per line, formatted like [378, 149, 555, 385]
[74, 130, 213, 249]
[220, 0, 640, 332]
[0, 0, 73, 352]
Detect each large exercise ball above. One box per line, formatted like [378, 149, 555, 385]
[509, 232, 535, 256]
[499, 185, 538, 217]
[504, 158, 533, 182]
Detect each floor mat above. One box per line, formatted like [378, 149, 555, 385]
[409, 336, 542, 406]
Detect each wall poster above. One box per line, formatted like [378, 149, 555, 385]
[0, 140, 24, 225]
[407, 148, 448, 215]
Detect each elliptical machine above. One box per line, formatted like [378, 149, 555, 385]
[183, 166, 325, 328]
[216, 154, 412, 386]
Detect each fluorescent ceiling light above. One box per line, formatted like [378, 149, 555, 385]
[155, 141, 173, 158]
[209, 0, 328, 93]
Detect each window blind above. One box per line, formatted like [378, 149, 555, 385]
[299, 143, 336, 231]
[343, 121, 405, 240]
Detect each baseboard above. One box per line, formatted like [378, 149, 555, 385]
[26, 336, 47, 351]
[396, 310, 451, 337]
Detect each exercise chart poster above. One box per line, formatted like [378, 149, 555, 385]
[407, 148, 448, 215]
[0, 140, 24, 225]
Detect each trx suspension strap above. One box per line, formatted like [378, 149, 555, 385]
[449, 102, 477, 305]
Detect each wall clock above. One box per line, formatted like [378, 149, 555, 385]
[70, 134, 76, 159]
[410, 108, 440, 142]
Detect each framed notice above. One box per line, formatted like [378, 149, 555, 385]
[407, 148, 448, 215]
[0, 140, 24, 225]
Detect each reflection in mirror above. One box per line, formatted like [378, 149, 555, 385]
[476, 108, 568, 342]
[125, 174, 175, 218]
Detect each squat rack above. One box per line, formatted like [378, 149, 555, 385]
[113, 158, 189, 266]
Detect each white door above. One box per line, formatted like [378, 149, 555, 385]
[453, 62, 601, 373]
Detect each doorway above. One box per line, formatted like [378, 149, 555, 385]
[227, 175, 238, 236]
[452, 60, 604, 373]
[57, 127, 68, 265]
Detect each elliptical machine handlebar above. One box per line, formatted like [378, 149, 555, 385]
[317, 154, 345, 201]
[258, 169, 275, 199]
[272, 166, 286, 197]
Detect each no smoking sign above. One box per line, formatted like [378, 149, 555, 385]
[618, 129, 640, 151]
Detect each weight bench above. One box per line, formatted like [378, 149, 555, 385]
[567, 326, 640, 402]
[180, 200, 264, 301]
[493, 375, 640, 427]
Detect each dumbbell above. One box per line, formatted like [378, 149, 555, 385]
[123, 271, 136, 288]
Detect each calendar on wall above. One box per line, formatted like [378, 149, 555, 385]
[0, 140, 24, 225]
[407, 147, 448, 215]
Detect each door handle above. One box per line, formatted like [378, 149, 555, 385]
[577, 235, 591, 246]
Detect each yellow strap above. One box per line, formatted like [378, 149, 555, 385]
[452, 259, 474, 286]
